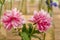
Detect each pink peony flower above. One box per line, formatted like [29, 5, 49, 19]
[29, 9, 52, 32]
[2, 8, 25, 30]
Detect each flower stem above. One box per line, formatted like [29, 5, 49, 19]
[0, 5, 2, 28]
[0, 5, 2, 18]
[47, 0, 55, 40]
[43, 33, 46, 40]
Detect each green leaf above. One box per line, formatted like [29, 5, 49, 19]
[22, 24, 28, 32]
[20, 32, 30, 40]
[27, 23, 33, 38]
[32, 35, 41, 40]
[28, 23, 33, 34]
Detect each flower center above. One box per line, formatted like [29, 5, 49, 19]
[10, 17, 17, 22]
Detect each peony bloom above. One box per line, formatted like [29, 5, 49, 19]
[2, 8, 25, 30]
[29, 10, 52, 32]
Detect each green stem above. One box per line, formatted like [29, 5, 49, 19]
[47, 0, 55, 40]
[48, 7, 50, 13]
[43, 33, 46, 40]
[0, 5, 2, 18]
[0, 5, 2, 28]
[29, 36, 31, 40]
[0, 0, 5, 28]
[32, 35, 41, 40]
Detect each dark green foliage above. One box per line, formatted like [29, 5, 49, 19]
[19, 23, 41, 40]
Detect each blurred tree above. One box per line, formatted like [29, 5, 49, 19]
[4, 0, 12, 10]
[30, 0, 35, 4]
[0, 0, 5, 16]
[20, 0, 27, 15]
[58, 0, 60, 8]
[38, 0, 42, 10]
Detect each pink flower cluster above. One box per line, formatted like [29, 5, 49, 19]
[2, 8, 25, 30]
[29, 10, 52, 32]
[1, 8, 52, 32]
